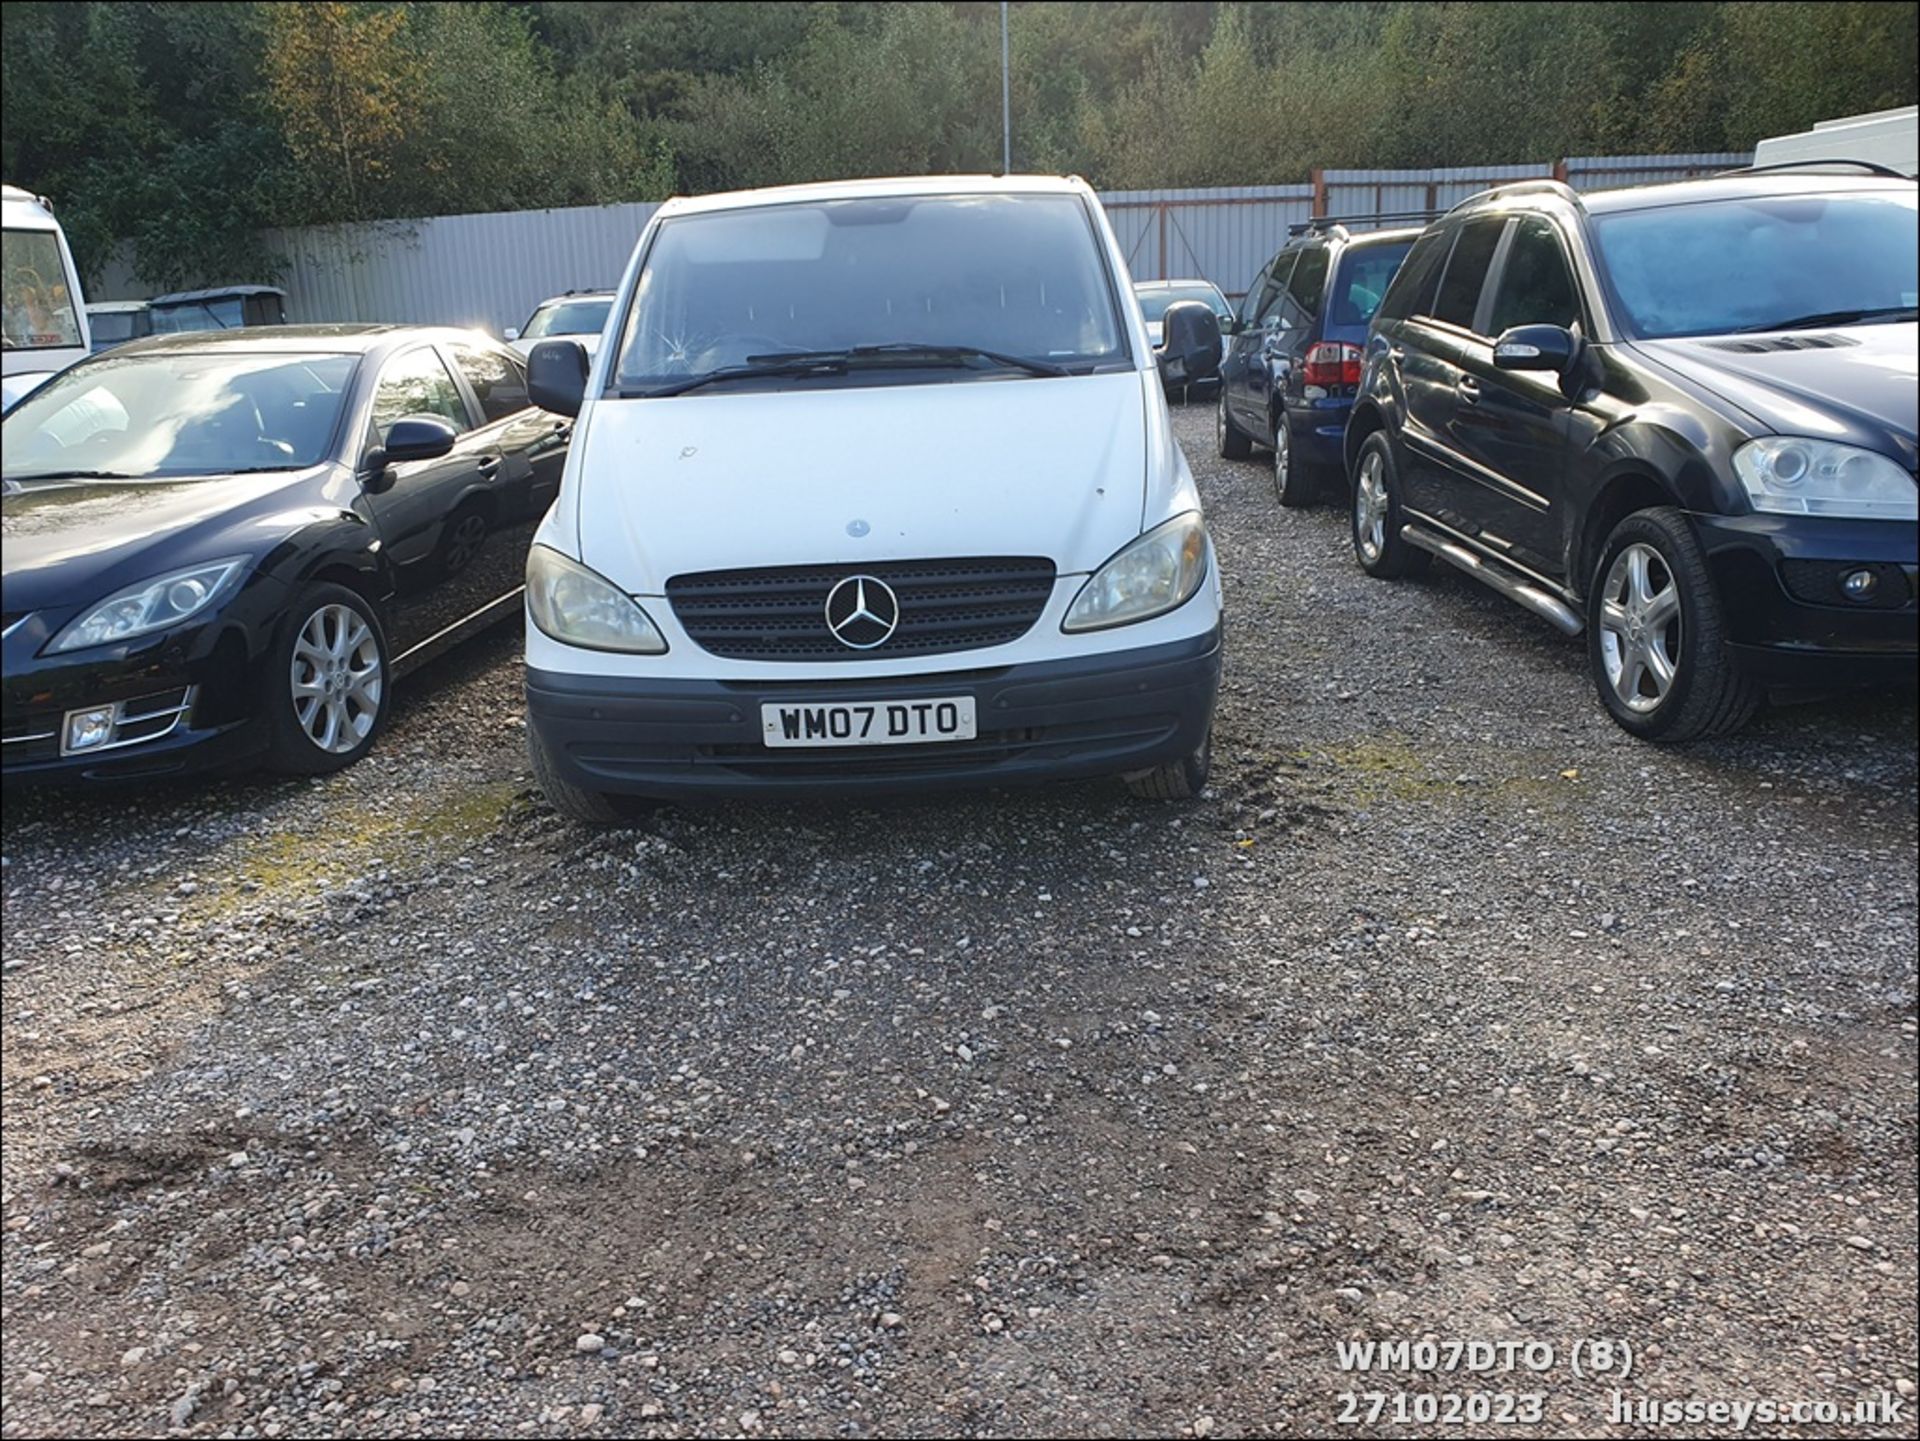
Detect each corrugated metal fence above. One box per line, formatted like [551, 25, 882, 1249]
[92, 151, 1750, 328]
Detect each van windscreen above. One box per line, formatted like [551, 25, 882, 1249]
[613, 193, 1126, 389]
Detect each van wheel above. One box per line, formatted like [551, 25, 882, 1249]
[1350, 433, 1429, 579]
[1272, 415, 1312, 508]
[528, 726, 654, 824]
[264, 583, 390, 775]
[1588, 508, 1761, 743]
[1216, 391, 1252, 460]
[1125, 730, 1211, 801]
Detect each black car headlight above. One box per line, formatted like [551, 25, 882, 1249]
[45, 558, 248, 654]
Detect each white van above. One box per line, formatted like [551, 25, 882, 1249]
[1753, 106, 1918, 178]
[2, 185, 90, 409]
[518, 174, 1226, 819]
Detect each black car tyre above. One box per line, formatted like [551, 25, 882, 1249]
[1124, 727, 1211, 801]
[264, 583, 390, 775]
[1587, 508, 1762, 743]
[1272, 412, 1313, 508]
[528, 724, 654, 825]
[1350, 433, 1429, 579]
[1216, 390, 1252, 460]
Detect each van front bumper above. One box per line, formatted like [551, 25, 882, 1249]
[526, 629, 1222, 799]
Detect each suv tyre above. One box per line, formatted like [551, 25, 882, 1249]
[1216, 390, 1252, 460]
[1349, 433, 1429, 579]
[1587, 508, 1761, 742]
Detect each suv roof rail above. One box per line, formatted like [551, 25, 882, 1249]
[1450, 177, 1583, 213]
[1718, 158, 1910, 178]
[1287, 209, 1440, 237]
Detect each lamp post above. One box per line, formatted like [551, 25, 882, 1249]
[1001, 1, 1011, 174]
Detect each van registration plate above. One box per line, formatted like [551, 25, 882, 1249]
[761, 697, 977, 748]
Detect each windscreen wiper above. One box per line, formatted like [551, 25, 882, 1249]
[1, 469, 140, 482]
[1735, 306, 1918, 333]
[749, 343, 1072, 378]
[627, 356, 850, 399]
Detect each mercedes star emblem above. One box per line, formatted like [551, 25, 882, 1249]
[823, 574, 900, 649]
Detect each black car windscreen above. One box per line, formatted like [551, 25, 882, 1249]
[2, 352, 359, 479]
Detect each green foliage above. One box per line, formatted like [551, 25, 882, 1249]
[3, 1, 1915, 288]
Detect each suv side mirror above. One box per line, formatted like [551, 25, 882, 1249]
[529, 339, 589, 417]
[503, 326, 520, 342]
[1493, 324, 1579, 374]
[1157, 301, 1223, 385]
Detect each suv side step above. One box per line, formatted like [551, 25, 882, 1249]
[1401, 524, 1585, 635]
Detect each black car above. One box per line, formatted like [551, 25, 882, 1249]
[1347, 168, 1918, 742]
[1217, 218, 1424, 506]
[2, 325, 570, 782]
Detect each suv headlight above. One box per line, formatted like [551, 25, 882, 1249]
[526, 545, 667, 653]
[46, 557, 248, 653]
[1063, 512, 1210, 632]
[1734, 438, 1918, 521]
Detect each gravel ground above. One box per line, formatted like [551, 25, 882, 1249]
[3, 402, 1916, 1440]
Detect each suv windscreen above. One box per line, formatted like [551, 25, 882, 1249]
[2, 352, 358, 478]
[2, 228, 83, 351]
[614, 193, 1125, 388]
[151, 297, 245, 333]
[1593, 189, 1919, 339]
[1331, 239, 1416, 330]
[523, 299, 612, 339]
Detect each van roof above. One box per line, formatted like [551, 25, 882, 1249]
[656, 173, 1094, 220]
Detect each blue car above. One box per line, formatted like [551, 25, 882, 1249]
[1216, 218, 1424, 506]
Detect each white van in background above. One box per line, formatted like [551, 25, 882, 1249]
[2, 185, 91, 409]
[1753, 106, 1918, 177]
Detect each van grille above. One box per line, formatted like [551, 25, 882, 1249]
[666, 557, 1057, 662]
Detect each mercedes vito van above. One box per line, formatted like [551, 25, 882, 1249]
[518, 175, 1225, 819]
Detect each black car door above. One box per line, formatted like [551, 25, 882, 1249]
[1448, 215, 1585, 575]
[1392, 216, 1507, 527]
[357, 344, 491, 657]
[442, 339, 571, 624]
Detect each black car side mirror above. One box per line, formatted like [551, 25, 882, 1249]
[528, 339, 589, 417]
[1157, 301, 1223, 385]
[382, 415, 459, 464]
[1493, 324, 1590, 401]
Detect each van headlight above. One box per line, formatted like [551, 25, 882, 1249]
[525, 545, 667, 653]
[1734, 438, 1918, 520]
[1063, 512, 1210, 632]
[46, 557, 247, 653]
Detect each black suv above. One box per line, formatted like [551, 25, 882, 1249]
[1217, 219, 1423, 506]
[1347, 169, 1918, 742]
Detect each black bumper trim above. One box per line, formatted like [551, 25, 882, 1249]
[527, 630, 1223, 798]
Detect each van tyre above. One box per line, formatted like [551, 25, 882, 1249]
[1350, 433, 1429, 579]
[1124, 729, 1211, 801]
[1588, 508, 1762, 743]
[527, 725, 653, 824]
[264, 583, 390, 775]
[1272, 413, 1312, 508]
[1216, 391, 1252, 460]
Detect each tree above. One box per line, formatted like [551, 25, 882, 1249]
[264, 2, 418, 223]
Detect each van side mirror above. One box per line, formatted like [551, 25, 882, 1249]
[1157, 301, 1223, 385]
[528, 339, 589, 417]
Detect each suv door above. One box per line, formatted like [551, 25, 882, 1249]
[1389, 215, 1507, 528]
[1449, 214, 1587, 575]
